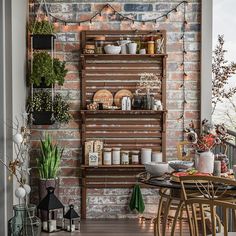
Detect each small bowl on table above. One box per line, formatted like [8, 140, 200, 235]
[168, 160, 194, 172]
[144, 162, 169, 177]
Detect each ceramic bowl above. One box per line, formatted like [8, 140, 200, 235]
[168, 160, 194, 172]
[144, 162, 169, 177]
[104, 45, 121, 54]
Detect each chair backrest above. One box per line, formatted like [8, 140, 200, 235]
[180, 176, 236, 236]
[176, 141, 192, 160]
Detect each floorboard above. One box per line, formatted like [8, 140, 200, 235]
[40, 219, 190, 236]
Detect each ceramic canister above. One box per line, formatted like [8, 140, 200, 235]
[152, 152, 162, 162]
[141, 148, 152, 164]
[121, 151, 129, 165]
[112, 147, 121, 165]
[103, 148, 112, 165]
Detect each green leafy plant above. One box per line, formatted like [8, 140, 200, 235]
[37, 134, 63, 179]
[29, 20, 55, 35]
[54, 93, 72, 124]
[28, 91, 72, 124]
[29, 51, 67, 86]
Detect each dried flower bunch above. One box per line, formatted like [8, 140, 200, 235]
[137, 73, 162, 94]
[0, 113, 32, 201]
[184, 119, 228, 152]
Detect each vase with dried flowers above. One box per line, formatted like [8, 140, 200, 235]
[0, 112, 41, 236]
[137, 73, 162, 110]
[184, 119, 228, 173]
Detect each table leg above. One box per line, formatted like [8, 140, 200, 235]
[179, 207, 184, 236]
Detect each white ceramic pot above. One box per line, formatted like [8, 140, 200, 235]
[141, 148, 152, 164]
[195, 151, 214, 173]
[152, 152, 162, 162]
[128, 43, 137, 54]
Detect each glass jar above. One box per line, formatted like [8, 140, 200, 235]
[112, 147, 121, 165]
[147, 41, 155, 54]
[121, 151, 129, 165]
[103, 148, 112, 165]
[95, 36, 105, 54]
[8, 204, 41, 236]
[131, 150, 140, 164]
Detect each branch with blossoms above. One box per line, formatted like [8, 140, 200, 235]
[184, 119, 228, 152]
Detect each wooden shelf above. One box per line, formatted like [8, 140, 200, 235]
[81, 164, 145, 169]
[80, 110, 167, 115]
[81, 54, 167, 58]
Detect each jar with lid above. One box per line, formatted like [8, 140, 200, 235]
[84, 44, 95, 54]
[112, 147, 121, 165]
[131, 150, 140, 164]
[152, 152, 162, 162]
[103, 148, 112, 165]
[141, 148, 152, 164]
[95, 36, 105, 54]
[121, 151, 129, 165]
[147, 39, 155, 54]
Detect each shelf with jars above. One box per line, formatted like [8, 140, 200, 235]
[79, 30, 167, 219]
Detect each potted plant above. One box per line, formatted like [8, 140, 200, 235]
[28, 91, 72, 125]
[29, 20, 55, 50]
[37, 134, 63, 219]
[29, 51, 67, 87]
[185, 119, 228, 173]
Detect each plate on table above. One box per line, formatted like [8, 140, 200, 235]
[170, 172, 211, 183]
[114, 89, 133, 107]
[93, 89, 113, 106]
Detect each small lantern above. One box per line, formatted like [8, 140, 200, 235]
[64, 204, 81, 232]
[37, 187, 64, 232]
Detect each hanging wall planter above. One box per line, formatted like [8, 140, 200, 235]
[28, 91, 72, 126]
[31, 34, 55, 50]
[32, 111, 55, 125]
[29, 20, 55, 50]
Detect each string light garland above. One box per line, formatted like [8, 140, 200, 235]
[33, 0, 189, 139]
[35, 1, 188, 26]
[177, 1, 188, 142]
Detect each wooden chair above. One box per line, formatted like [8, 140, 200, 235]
[177, 141, 192, 161]
[180, 175, 236, 236]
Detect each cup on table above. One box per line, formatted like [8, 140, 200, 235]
[233, 165, 236, 180]
[213, 161, 221, 177]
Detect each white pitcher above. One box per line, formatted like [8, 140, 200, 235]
[195, 151, 214, 173]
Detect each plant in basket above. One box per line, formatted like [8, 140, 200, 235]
[29, 19, 56, 50]
[29, 51, 67, 87]
[184, 119, 228, 173]
[28, 91, 72, 125]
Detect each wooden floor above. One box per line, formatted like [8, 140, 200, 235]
[41, 219, 190, 236]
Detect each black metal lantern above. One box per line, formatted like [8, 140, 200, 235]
[37, 187, 64, 232]
[64, 204, 81, 232]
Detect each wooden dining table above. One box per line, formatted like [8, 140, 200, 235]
[139, 173, 236, 236]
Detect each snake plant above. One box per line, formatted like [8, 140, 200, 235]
[37, 134, 63, 179]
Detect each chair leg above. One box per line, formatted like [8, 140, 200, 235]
[155, 195, 164, 236]
[162, 198, 172, 236]
[170, 201, 184, 236]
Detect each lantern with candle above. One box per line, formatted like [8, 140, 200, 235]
[37, 187, 65, 232]
[64, 204, 81, 232]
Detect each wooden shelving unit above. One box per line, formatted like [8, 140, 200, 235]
[80, 30, 167, 218]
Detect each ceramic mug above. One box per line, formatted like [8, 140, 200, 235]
[233, 165, 236, 180]
[128, 43, 137, 54]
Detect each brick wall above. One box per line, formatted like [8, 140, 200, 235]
[29, 0, 201, 218]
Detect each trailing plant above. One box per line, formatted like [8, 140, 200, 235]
[28, 91, 72, 124]
[29, 20, 54, 35]
[29, 51, 67, 86]
[53, 58, 67, 85]
[54, 93, 72, 124]
[37, 134, 63, 179]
